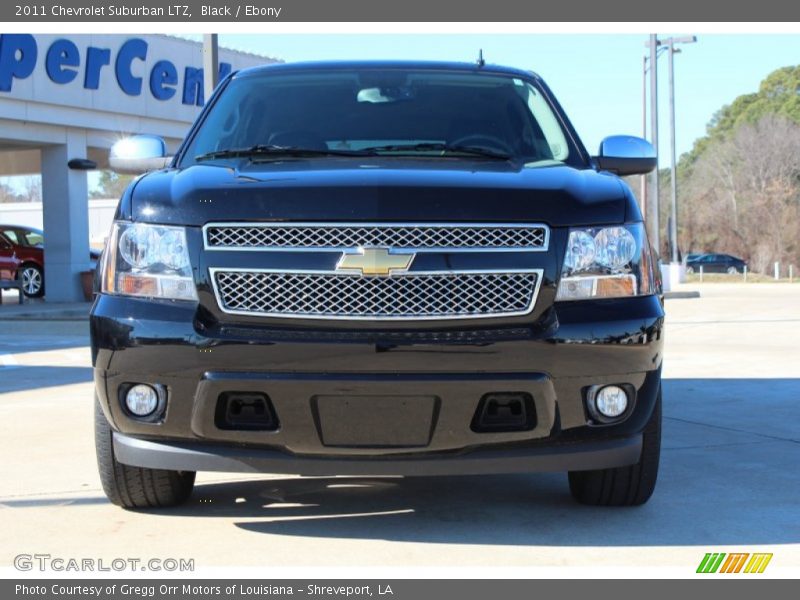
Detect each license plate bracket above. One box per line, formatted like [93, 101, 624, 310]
[313, 395, 438, 448]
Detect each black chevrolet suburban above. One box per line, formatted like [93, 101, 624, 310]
[92, 60, 663, 509]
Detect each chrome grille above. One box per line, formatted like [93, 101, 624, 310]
[205, 222, 548, 251]
[211, 270, 541, 320]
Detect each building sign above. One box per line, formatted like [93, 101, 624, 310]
[0, 34, 231, 105]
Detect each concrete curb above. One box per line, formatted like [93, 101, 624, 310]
[664, 291, 701, 299]
[0, 313, 89, 321]
[0, 302, 91, 321]
[0, 320, 89, 335]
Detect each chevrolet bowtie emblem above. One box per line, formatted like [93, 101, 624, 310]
[336, 247, 415, 276]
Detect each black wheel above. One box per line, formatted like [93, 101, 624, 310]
[20, 264, 44, 297]
[726, 266, 738, 275]
[95, 395, 195, 509]
[685, 266, 694, 274]
[568, 386, 661, 506]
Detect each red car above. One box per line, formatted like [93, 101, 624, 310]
[0, 236, 21, 285]
[0, 225, 100, 298]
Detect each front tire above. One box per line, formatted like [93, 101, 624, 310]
[685, 266, 694, 274]
[20, 264, 44, 297]
[95, 396, 195, 509]
[726, 266, 738, 275]
[568, 386, 661, 506]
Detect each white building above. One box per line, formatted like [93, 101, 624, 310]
[0, 34, 275, 301]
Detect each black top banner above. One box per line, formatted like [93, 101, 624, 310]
[1, 0, 799, 22]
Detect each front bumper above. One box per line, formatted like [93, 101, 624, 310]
[91, 293, 664, 473]
[113, 431, 642, 475]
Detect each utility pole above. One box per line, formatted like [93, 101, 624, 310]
[641, 55, 648, 217]
[202, 34, 219, 105]
[668, 42, 677, 263]
[663, 35, 697, 264]
[648, 34, 660, 255]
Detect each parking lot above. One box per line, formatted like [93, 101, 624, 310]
[0, 284, 798, 572]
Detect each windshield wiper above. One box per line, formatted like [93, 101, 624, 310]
[359, 142, 512, 160]
[195, 144, 371, 162]
[196, 142, 512, 162]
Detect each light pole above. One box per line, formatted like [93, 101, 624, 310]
[662, 35, 697, 264]
[641, 55, 648, 217]
[647, 34, 660, 255]
[202, 34, 219, 104]
[641, 47, 667, 220]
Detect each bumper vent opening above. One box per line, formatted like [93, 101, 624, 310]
[471, 392, 536, 433]
[215, 392, 279, 431]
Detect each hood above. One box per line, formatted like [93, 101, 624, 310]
[125, 158, 635, 227]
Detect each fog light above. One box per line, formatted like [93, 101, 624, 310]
[595, 385, 629, 418]
[125, 384, 159, 416]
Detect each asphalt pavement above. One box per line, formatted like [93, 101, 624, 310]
[0, 284, 798, 574]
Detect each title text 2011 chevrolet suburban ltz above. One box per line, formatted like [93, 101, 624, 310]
[92, 61, 663, 509]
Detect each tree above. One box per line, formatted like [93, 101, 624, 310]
[679, 115, 800, 272]
[664, 65, 800, 273]
[18, 175, 42, 203]
[0, 176, 40, 203]
[91, 170, 134, 199]
[0, 180, 19, 203]
[679, 66, 800, 172]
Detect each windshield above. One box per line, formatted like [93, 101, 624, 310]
[179, 68, 580, 167]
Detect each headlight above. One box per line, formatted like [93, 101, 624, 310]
[101, 222, 197, 301]
[556, 222, 654, 301]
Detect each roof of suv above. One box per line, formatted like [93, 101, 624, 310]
[234, 60, 542, 82]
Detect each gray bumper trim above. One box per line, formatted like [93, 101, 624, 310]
[113, 433, 642, 476]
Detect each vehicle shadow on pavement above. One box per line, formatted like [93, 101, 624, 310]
[0, 496, 110, 508]
[169, 462, 796, 547]
[0, 338, 89, 354]
[150, 377, 800, 547]
[0, 366, 93, 393]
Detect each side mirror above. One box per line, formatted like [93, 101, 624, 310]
[109, 135, 171, 174]
[594, 135, 657, 176]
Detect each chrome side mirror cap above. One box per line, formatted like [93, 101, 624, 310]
[595, 135, 657, 176]
[109, 135, 171, 174]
